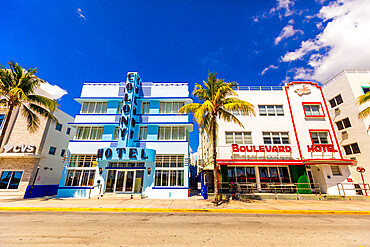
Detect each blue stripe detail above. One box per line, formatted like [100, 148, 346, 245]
[76, 114, 120, 116]
[152, 187, 189, 189]
[136, 114, 188, 116]
[106, 167, 146, 170]
[134, 140, 188, 143]
[69, 140, 118, 143]
[138, 97, 193, 100]
[136, 122, 193, 125]
[68, 122, 118, 125]
[58, 186, 94, 189]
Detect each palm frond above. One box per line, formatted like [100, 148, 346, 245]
[21, 105, 40, 132]
[178, 103, 201, 114]
[357, 92, 370, 105]
[223, 98, 256, 116]
[358, 107, 370, 119]
[29, 103, 58, 124]
[28, 95, 58, 111]
[218, 108, 244, 128]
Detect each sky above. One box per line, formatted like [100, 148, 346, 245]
[1, 0, 370, 152]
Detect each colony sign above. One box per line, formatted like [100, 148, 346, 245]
[232, 144, 292, 153]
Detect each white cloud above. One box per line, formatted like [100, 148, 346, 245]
[274, 24, 304, 45]
[270, 0, 296, 18]
[39, 82, 68, 100]
[77, 8, 86, 20]
[281, 0, 370, 82]
[261, 65, 279, 75]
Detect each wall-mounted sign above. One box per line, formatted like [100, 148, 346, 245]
[232, 144, 292, 153]
[4, 144, 36, 154]
[307, 144, 338, 152]
[97, 147, 155, 161]
[295, 85, 311, 96]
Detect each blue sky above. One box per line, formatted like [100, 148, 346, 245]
[1, 0, 369, 151]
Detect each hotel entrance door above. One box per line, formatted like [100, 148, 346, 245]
[105, 169, 144, 193]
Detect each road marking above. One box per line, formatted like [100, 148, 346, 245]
[0, 207, 369, 215]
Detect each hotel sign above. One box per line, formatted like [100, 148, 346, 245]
[232, 144, 291, 153]
[295, 85, 311, 96]
[307, 144, 338, 152]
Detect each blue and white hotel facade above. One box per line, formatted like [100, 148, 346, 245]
[57, 72, 193, 199]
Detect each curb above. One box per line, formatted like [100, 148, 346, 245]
[0, 207, 369, 215]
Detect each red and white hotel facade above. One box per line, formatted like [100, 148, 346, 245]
[198, 81, 356, 195]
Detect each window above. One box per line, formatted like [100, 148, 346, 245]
[49, 146, 56, 155]
[142, 102, 150, 114]
[0, 114, 5, 127]
[65, 169, 95, 186]
[258, 105, 284, 116]
[155, 155, 184, 167]
[310, 131, 329, 144]
[362, 87, 370, 94]
[81, 102, 108, 114]
[228, 166, 256, 183]
[155, 170, 184, 186]
[329, 94, 343, 108]
[139, 126, 148, 140]
[263, 132, 290, 144]
[117, 102, 123, 114]
[331, 166, 341, 176]
[258, 167, 291, 183]
[66, 127, 71, 135]
[335, 118, 351, 131]
[69, 155, 97, 167]
[61, 149, 66, 157]
[159, 102, 185, 114]
[109, 162, 145, 168]
[113, 127, 120, 141]
[55, 123, 62, 131]
[158, 126, 186, 140]
[303, 103, 323, 117]
[0, 171, 23, 189]
[343, 143, 361, 155]
[75, 127, 103, 140]
[225, 132, 252, 144]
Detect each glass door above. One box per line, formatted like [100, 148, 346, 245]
[105, 170, 116, 193]
[115, 171, 125, 192]
[124, 171, 134, 192]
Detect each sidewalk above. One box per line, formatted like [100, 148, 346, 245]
[0, 196, 369, 215]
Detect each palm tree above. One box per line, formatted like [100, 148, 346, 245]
[357, 91, 370, 119]
[0, 61, 58, 147]
[179, 72, 255, 205]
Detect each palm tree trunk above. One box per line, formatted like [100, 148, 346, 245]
[0, 106, 14, 149]
[212, 118, 219, 205]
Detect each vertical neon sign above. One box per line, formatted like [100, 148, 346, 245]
[118, 72, 141, 147]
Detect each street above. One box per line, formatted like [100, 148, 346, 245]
[1, 211, 369, 246]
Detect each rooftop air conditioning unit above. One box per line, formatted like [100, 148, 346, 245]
[334, 107, 341, 115]
[350, 157, 358, 166]
[341, 130, 348, 138]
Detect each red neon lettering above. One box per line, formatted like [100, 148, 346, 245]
[240, 146, 246, 152]
[246, 146, 253, 152]
[285, 146, 291, 152]
[259, 146, 265, 152]
[232, 144, 239, 152]
[265, 146, 271, 152]
[278, 146, 285, 152]
[272, 146, 278, 152]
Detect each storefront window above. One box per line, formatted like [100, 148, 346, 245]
[259, 167, 269, 183]
[279, 167, 290, 183]
[65, 170, 95, 187]
[228, 168, 236, 182]
[0, 171, 23, 189]
[269, 167, 279, 183]
[246, 167, 256, 182]
[236, 167, 246, 183]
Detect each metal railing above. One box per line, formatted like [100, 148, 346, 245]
[88, 184, 102, 199]
[337, 183, 370, 196]
[204, 182, 321, 198]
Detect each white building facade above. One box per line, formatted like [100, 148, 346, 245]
[0, 88, 75, 198]
[198, 81, 355, 195]
[57, 72, 192, 199]
[322, 69, 370, 188]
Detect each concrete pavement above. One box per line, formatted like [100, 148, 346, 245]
[0, 195, 369, 214]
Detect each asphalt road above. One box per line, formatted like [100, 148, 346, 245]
[1, 211, 369, 247]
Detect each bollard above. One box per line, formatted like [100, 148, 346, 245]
[188, 189, 191, 197]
